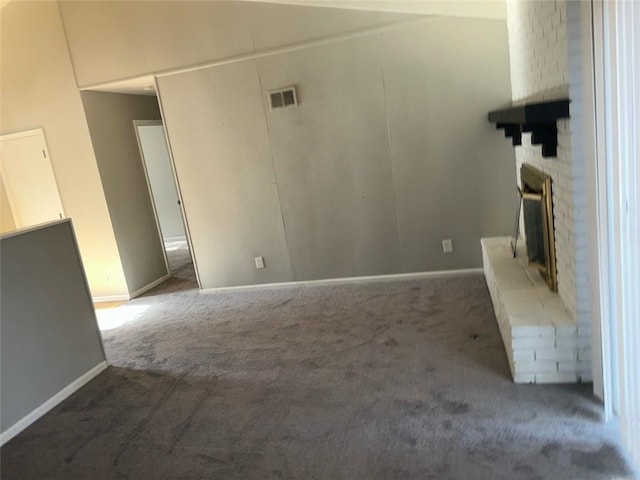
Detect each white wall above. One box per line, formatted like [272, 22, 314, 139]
[0, 1, 128, 299]
[158, 17, 516, 288]
[136, 124, 186, 242]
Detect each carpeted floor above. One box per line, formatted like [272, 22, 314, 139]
[163, 239, 195, 284]
[1, 251, 636, 479]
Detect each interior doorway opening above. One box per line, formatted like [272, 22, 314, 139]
[134, 119, 195, 287]
[80, 78, 200, 298]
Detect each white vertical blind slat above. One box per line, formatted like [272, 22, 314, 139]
[610, 0, 640, 465]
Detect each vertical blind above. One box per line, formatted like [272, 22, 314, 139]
[601, 0, 640, 467]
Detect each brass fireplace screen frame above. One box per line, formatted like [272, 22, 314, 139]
[516, 164, 557, 292]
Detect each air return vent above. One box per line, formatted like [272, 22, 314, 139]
[268, 87, 298, 110]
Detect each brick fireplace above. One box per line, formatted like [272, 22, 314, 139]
[482, 0, 592, 384]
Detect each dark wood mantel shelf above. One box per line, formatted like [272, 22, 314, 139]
[488, 99, 570, 158]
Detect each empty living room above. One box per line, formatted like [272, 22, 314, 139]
[0, 0, 638, 479]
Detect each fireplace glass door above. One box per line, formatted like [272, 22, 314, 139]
[522, 192, 548, 267]
[520, 164, 557, 291]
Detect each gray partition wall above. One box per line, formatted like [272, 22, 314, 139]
[0, 219, 106, 442]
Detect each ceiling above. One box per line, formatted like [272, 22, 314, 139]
[235, 0, 506, 19]
[83, 76, 157, 97]
[77, 0, 505, 96]
[2, 0, 506, 18]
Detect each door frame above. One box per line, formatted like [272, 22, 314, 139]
[133, 120, 198, 284]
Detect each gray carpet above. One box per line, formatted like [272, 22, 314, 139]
[1, 258, 636, 479]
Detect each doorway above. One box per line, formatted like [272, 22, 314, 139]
[0, 129, 65, 233]
[134, 120, 194, 283]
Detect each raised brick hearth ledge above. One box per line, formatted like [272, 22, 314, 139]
[482, 237, 591, 384]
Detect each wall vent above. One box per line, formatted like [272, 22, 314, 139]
[268, 87, 298, 110]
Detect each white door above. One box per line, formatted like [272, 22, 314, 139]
[0, 129, 64, 229]
[134, 121, 185, 242]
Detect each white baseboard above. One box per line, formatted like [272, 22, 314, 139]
[0, 361, 108, 446]
[93, 274, 171, 302]
[129, 274, 171, 299]
[200, 268, 483, 294]
[92, 294, 130, 303]
[163, 236, 187, 243]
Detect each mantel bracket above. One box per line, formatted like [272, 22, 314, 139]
[488, 99, 570, 158]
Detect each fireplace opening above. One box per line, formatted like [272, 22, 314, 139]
[519, 164, 557, 291]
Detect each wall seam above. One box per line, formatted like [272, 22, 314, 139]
[255, 64, 294, 281]
[55, 0, 80, 88]
[378, 32, 405, 271]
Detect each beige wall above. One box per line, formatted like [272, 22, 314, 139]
[158, 17, 516, 288]
[0, 175, 16, 234]
[0, 1, 128, 298]
[81, 92, 167, 294]
[58, 0, 411, 88]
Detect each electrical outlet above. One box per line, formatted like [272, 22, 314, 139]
[442, 239, 454, 254]
[254, 256, 265, 269]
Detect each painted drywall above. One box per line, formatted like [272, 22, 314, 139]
[135, 124, 185, 241]
[58, 0, 412, 88]
[1, 220, 105, 433]
[381, 18, 516, 272]
[257, 37, 402, 280]
[158, 16, 515, 288]
[0, 175, 16, 233]
[81, 92, 167, 294]
[158, 62, 293, 288]
[0, 1, 128, 299]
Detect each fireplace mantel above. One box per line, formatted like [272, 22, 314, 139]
[488, 99, 570, 157]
